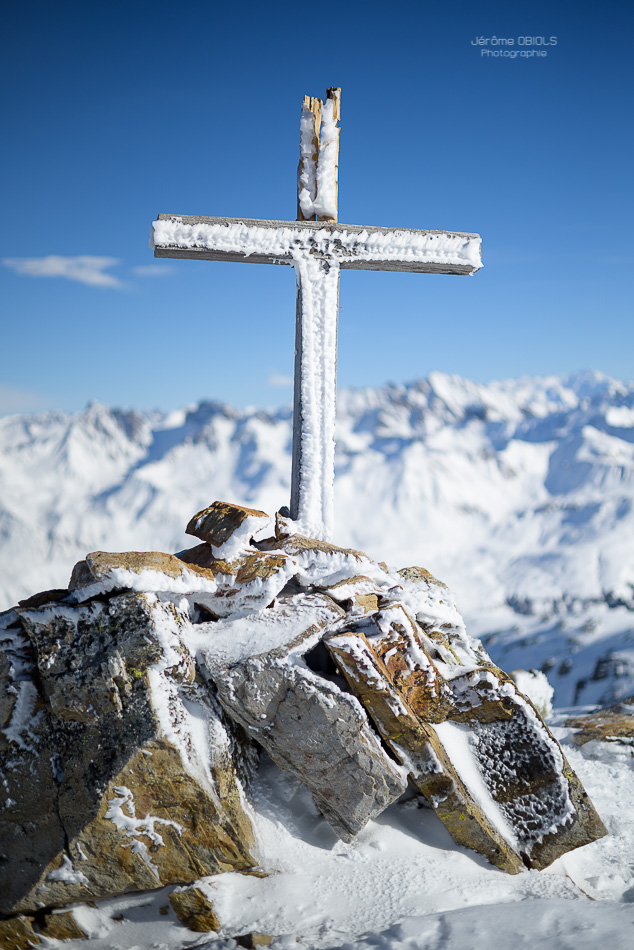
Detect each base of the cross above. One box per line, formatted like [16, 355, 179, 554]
[290, 257, 340, 540]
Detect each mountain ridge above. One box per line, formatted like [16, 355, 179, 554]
[2, 369, 633, 707]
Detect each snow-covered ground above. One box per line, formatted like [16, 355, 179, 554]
[1, 370, 633, 707]
[38, 719, 634, 949]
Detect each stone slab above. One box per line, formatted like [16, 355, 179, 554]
[326, 605, 607, 871]
[206, 596, 407, 842]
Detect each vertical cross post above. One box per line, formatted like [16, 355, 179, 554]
[291, 88, 341, 540]
[151, 88, 483, 544]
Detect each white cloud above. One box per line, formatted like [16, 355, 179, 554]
[3, 255, 123, 288]
[269, 374, 294, 387]
[0, 384, 58, 415]
[131, 265, 173, 277]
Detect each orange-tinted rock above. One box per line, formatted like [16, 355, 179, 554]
[398, 566, 448, 589]
[41, 910, 87, 940]
[170, 885, 220, 932]
[327, 606, 607, 872]
[186, 501, 271, 549]
[566, 695, 634, 747]
[325, 575, 380, 615]
[2, 593, 255, 915]
[68, 550, 217, 596]
[0, 916, 40, 948]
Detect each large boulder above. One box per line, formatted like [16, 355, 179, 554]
[326, 604, 606, 871]
[1, 588, 255, 915]
[204, 594, 408, 841]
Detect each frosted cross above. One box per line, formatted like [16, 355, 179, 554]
[151, 88, 482, 540]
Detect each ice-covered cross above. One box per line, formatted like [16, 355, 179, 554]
[151, 88, 482, 541]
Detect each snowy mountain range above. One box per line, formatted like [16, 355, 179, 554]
[1, 370, 633, 708]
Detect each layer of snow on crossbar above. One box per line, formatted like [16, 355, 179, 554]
[292, 254, 339, 539]
[151, 219, 481, 270]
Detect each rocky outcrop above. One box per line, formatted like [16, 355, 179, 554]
[68, 549, 218, 602]
[0, 499, 608, 934]
[325, 604, 606, 872]
[566, 695, 634, 746]
[40, 911, 87, 941]
[236, 935, 275, 948]
[1, 590, 255, 916]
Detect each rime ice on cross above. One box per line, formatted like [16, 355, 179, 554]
[151, 88, 482, 541]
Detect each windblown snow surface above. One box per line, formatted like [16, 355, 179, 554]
[2, 370, 634, 948]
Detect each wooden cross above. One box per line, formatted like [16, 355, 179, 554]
[151, 88, 482, 541]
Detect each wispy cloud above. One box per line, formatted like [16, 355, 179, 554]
[3, 255, 123, 288]
[269, 374, 294, 387]
[0, 384, 59, 415]
[131, 265, 173, 277]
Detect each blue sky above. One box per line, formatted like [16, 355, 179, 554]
[2, 0, 632, 414]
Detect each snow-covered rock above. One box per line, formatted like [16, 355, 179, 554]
[0, 587, 256, 916]
[1, 501, 607, 933]
[510, 669, 555, 718]
[565, 694, 634, 748]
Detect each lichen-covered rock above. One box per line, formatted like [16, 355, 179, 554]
[1, 496, 609, 921]
[179, 528, 385, 621]
[0, 609, 68, 912]
[267, 534, 368, 561]
[68, 550, 218, 603]
[326, 605, 607, 871]
[17, 589, 69, 609]
[169, 884, 220, 932]
[263, 534, 376, 589]
[566, 695, 634, 746]
[1, 592, 255, 915]
[0, 916, 40, 949]
[397, 566, 448, 588]
[40, 910, 87, 940]
[186, 500, 272, 557]
[177, 543, 297, 618]
[236, 934, 275, 948]
[326, 628, 525, 873]
[324, 575, 380, 615]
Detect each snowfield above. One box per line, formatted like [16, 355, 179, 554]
[28, 723, 634, 949]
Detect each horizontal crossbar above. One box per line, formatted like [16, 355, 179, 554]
[152, 215, 482, 275]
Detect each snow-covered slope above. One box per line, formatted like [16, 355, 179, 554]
[1, 370, 633, 707]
